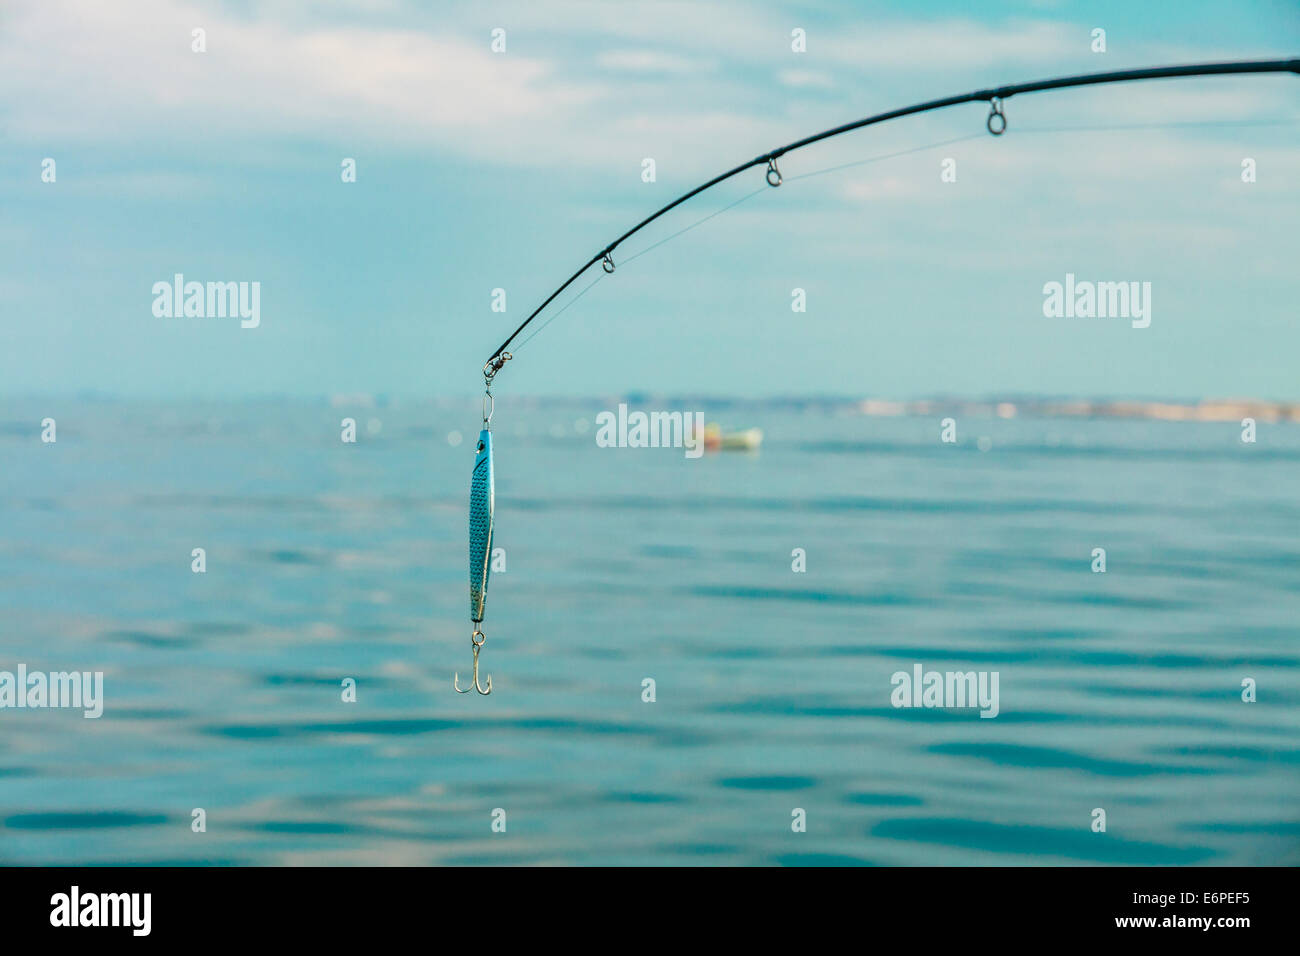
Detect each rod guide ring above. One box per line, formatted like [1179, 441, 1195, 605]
[987, 97, 1007, 136]
[766, 157, 783, 187]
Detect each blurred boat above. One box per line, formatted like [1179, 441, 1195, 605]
[695, 422, 763, 452]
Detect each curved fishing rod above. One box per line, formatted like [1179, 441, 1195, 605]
[458, 56, 1299, 696]
[482, 57, 1299, 380]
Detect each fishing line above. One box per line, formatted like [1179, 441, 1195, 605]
[620, 184, 769, 267]
[516, 113, 1300, 357]
[1015, 116, 1300, 134]
[511, 273, 607, 353]
[512, 190, 769, 355]
[512, 132, 989, 360]
[786, 131, 987, 184]
[482, 58, 1299, 378]
[619, 133, 992, 260]
[518, 114, 1297, 350]
[517, 133, 996, 356]
[458, 57, 1299, 696]
[514, 183, 771, 354]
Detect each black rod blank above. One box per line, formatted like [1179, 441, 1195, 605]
[485, 58, 1300, 369]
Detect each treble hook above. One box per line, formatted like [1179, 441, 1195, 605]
[455, 629, 492, 695]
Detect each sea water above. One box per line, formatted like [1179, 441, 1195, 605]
[1, 397, 1296, 865]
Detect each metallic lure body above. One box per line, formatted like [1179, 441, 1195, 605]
[469, 428, 494, 624]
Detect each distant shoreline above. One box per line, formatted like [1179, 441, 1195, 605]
[8, 394, 1300, 423]
[852, 398, 1300, 423]
[556, 395, 1300, 423]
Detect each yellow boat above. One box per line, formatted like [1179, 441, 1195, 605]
[698, 422, 764, 452]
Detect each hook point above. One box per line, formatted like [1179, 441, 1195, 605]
[456, 630, 493, 695]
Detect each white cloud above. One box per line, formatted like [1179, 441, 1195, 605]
[596, 50, 708, 74]
[778, 69, 834, 89]
[814, 18, 1079, 70]
[3, 0, 1293, 186]
[841, 174, 929, 201]
[0, 0, 593, 145]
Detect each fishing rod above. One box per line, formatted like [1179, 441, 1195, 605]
[458, 57, 1300, 695]
[482, 57, 1297, 377]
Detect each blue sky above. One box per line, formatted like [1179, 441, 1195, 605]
[2, 0, 1297, 399]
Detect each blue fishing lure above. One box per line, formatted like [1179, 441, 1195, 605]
[457, 426, 494, 694]
[468, 429, 493, 625]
